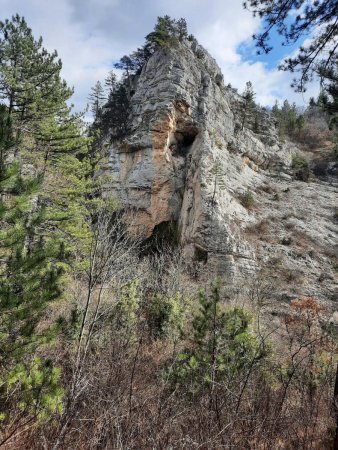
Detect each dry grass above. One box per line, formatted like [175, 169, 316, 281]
[2, 276, 336, 450]
[1, 227, 336, 450]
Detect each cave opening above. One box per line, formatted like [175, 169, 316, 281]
[194, 246, 208, 264]
[140, 220, 179, 255]
[181, 132, 196, 147]
[172, 128, 198, 157]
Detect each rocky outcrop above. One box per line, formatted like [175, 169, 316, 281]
[107, 39, 338, 307]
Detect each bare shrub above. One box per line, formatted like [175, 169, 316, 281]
[2, 241, 336, 450]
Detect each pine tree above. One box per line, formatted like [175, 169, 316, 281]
[296, 114, 305, 133]
[282, 100, 298, 135]
[0, 139, 98, 428]
[114, 55, 138, 75]
[0, 167, 66, 429]
[130, 44, 154, 74]
[114, 55, 138, 96]
[104, 70, 117, 95]
[0, 15, 104, 435]
[88, 81, 105, 120]
[113, 45, 153, 84]
[272, 99, 303, 138]
[207, 161, 226, 206]
[172, 281, 265, 393]
[240, 81, 256, 130]
[176, 18, 188, 41]
[253, 113, 261, 134]
[321, 66, 338, 157]
[102, 83, 130, 139]
[145, 15, 176, 50]
[145, 16, 188, 51]
[0, 104, 15, 178]
[0, 15, 73, 144]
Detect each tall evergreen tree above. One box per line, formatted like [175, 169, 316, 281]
[207, 161, 226, 206]
[0, 105, 15, 178]
[102, 83, 130, 139]
[114, 56, 137, 96]
[0, 167, 66, 432]
[0, 15, 104, 438]
[0, 15, 73, 144]
[129, 44, 153, 74]
[104, 70, 117, 95]
[240, 81, 256, 130]
[323, 67, 338, 157]
[88, 81, 105, 120]
[145, 16, 188, 51]
[272, 99, 304, 137]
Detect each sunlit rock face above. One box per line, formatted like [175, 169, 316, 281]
[107, 39, 338, 307]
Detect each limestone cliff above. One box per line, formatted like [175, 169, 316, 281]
[106, 39, 338, 308]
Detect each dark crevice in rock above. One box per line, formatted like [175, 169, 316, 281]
[194, 246, 208, 263]
[171, 127, 198, 158]
[140, 220, 179, 255]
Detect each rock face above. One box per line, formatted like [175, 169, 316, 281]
[107, 39, 338, 307]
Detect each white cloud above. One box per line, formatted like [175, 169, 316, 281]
[0, 0, 319, 112]
[195, 7, 319, 106]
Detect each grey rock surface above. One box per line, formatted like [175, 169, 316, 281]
[106, 40, 338, 309]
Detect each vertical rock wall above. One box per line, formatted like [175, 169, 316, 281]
[107, 39, 338, 300]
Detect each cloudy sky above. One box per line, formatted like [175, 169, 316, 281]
[1, 0, 319, 112]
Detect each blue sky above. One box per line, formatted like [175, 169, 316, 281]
[0, 0, 319, 112]
[237, 28, 301, 70]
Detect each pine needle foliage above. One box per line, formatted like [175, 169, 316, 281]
[207, 161, 226, 206]
[0, 15, 73, 141]
[243, 0, 338, 92]
[0, 14, 112, 430]
[240, 81, 256, 131]
[171, 281, 266, 393]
